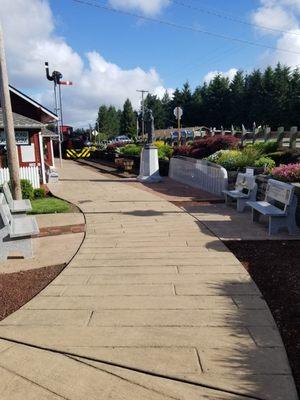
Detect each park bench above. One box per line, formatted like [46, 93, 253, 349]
[2, 182, 32, 214]
[0, 194, 39, 260]
[223, 173, 257, 212]
[247, 179, 298, 235]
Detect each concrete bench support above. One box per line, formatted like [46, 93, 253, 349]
[0, 194, 39, 261]
[247, 179, 298, 235]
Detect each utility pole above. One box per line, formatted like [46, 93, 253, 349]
[0, 23, 21, 199]
[137, 90, 149, 141]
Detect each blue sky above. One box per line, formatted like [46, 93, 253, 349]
[50, 0, 264, 89]
[1, 0, 300, 126]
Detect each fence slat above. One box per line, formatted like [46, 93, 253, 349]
[169, 157, 228, 196]
[0, 167, 40, 189]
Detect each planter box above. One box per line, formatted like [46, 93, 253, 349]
[159, 159, 169, 176]
[292, 183, 300, 227]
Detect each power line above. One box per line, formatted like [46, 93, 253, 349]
[71, 0, 300, 55]
[171, 0, 300, 37]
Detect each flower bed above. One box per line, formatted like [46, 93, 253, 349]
[272, 163, 300, 183]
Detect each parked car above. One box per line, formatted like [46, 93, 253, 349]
[114, 135, 131, 143]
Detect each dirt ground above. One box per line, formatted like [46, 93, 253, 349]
[0, 264, 65, 321]
[226, 240, 300, 397]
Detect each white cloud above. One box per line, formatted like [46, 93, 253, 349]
[262, 28, 300, 68]
[108, 0, 170, 16]
[0, 0, 171, 127]
[251, 0, 300, 68]
[203, 68, 238, 83]
[251, 5, 297, 34]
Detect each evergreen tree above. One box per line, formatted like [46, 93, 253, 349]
[191, 86, 203, 126]
[161, 91, 173, 128]
[120, 99, 136, 137]
[244, 69, 264, 126]
[96, 105, 121, 138]
[229, 70, 245, 126]
[144, 94, 165, 129]
[289, 68, 300, 127]
[203, 74, 230, 127]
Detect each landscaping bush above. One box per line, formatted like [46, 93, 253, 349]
[272, 163, 300, 183]
[157, 144, 173, 160]
[119, 144, 142, 157]
[247, 140, 279, 155]
[106, 143, 126, 153]
[254, 156, 276, 171]
[174, 135, 239, 160]
[267, 149, 300, 166]
[33, 187, 46, 199]
[210, 150, 244, 171]
[207, 147, 263, 171]
[173, 145, 191, 157]
[21, 179, 34, 200]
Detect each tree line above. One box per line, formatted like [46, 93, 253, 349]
[95, 63, 300, 138]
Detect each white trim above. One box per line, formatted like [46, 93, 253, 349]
[9, 86, 58, 121]
[50, 139, 55, 168]
[38, 132, 46, 184]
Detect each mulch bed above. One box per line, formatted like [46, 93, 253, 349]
[0, 264, 65, 321]
[226, 240, 300, 396]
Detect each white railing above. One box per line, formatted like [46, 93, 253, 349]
[0, 166, 40, 189]
[169, 156, 228, 196]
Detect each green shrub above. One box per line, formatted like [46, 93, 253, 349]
[214, 150, 245, 171]
[34, 188, 46, 199]
[157, 144, 173, 160]
[267, 150, 300, 166]
[119, 144, 142, 157]
[21, 179, 34, 200]
[246, 140, 279, 155]
[207, 147, 263, 171]
[254, 156, 276, 171]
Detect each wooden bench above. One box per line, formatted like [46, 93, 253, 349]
[2, 182, 32, 214]
[247, 179, 298, 235]
[223, 173, 258, 212]
[0, 194, 39, 260]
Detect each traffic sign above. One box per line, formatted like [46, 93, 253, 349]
[173, 106, 183, 120]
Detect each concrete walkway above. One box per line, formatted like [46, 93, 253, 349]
[0, 160, 297, 400]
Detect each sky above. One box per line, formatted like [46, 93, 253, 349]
[1, 0, 300, 127]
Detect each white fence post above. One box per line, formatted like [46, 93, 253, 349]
[0, 166, 40, 189]
[169, 156, 228, 196]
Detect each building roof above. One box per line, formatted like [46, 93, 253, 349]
[0, 86, 58, 124]
[8, 85, 58, 122]
[0, 108, 44, 129]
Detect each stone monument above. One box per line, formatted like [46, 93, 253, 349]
[137, 110, 162, 183]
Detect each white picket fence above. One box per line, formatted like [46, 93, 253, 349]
[0, 166, 40, 189]
[169, 156, 228, 196]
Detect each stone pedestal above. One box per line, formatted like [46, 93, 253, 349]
[137, 145, 162, 183]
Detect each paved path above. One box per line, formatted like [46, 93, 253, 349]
[0, 161, 297, 400]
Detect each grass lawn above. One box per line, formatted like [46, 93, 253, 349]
[29, 197, 71, 214]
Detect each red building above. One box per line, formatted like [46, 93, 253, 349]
[0, 86, 58, 184]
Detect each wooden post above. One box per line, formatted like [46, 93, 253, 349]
[264, 126, 271, 142]
[276, 127, 285, 146]
[0, 23, 21, 199]
[231, 125, 236, 136]
[289, 126, 298, 149]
